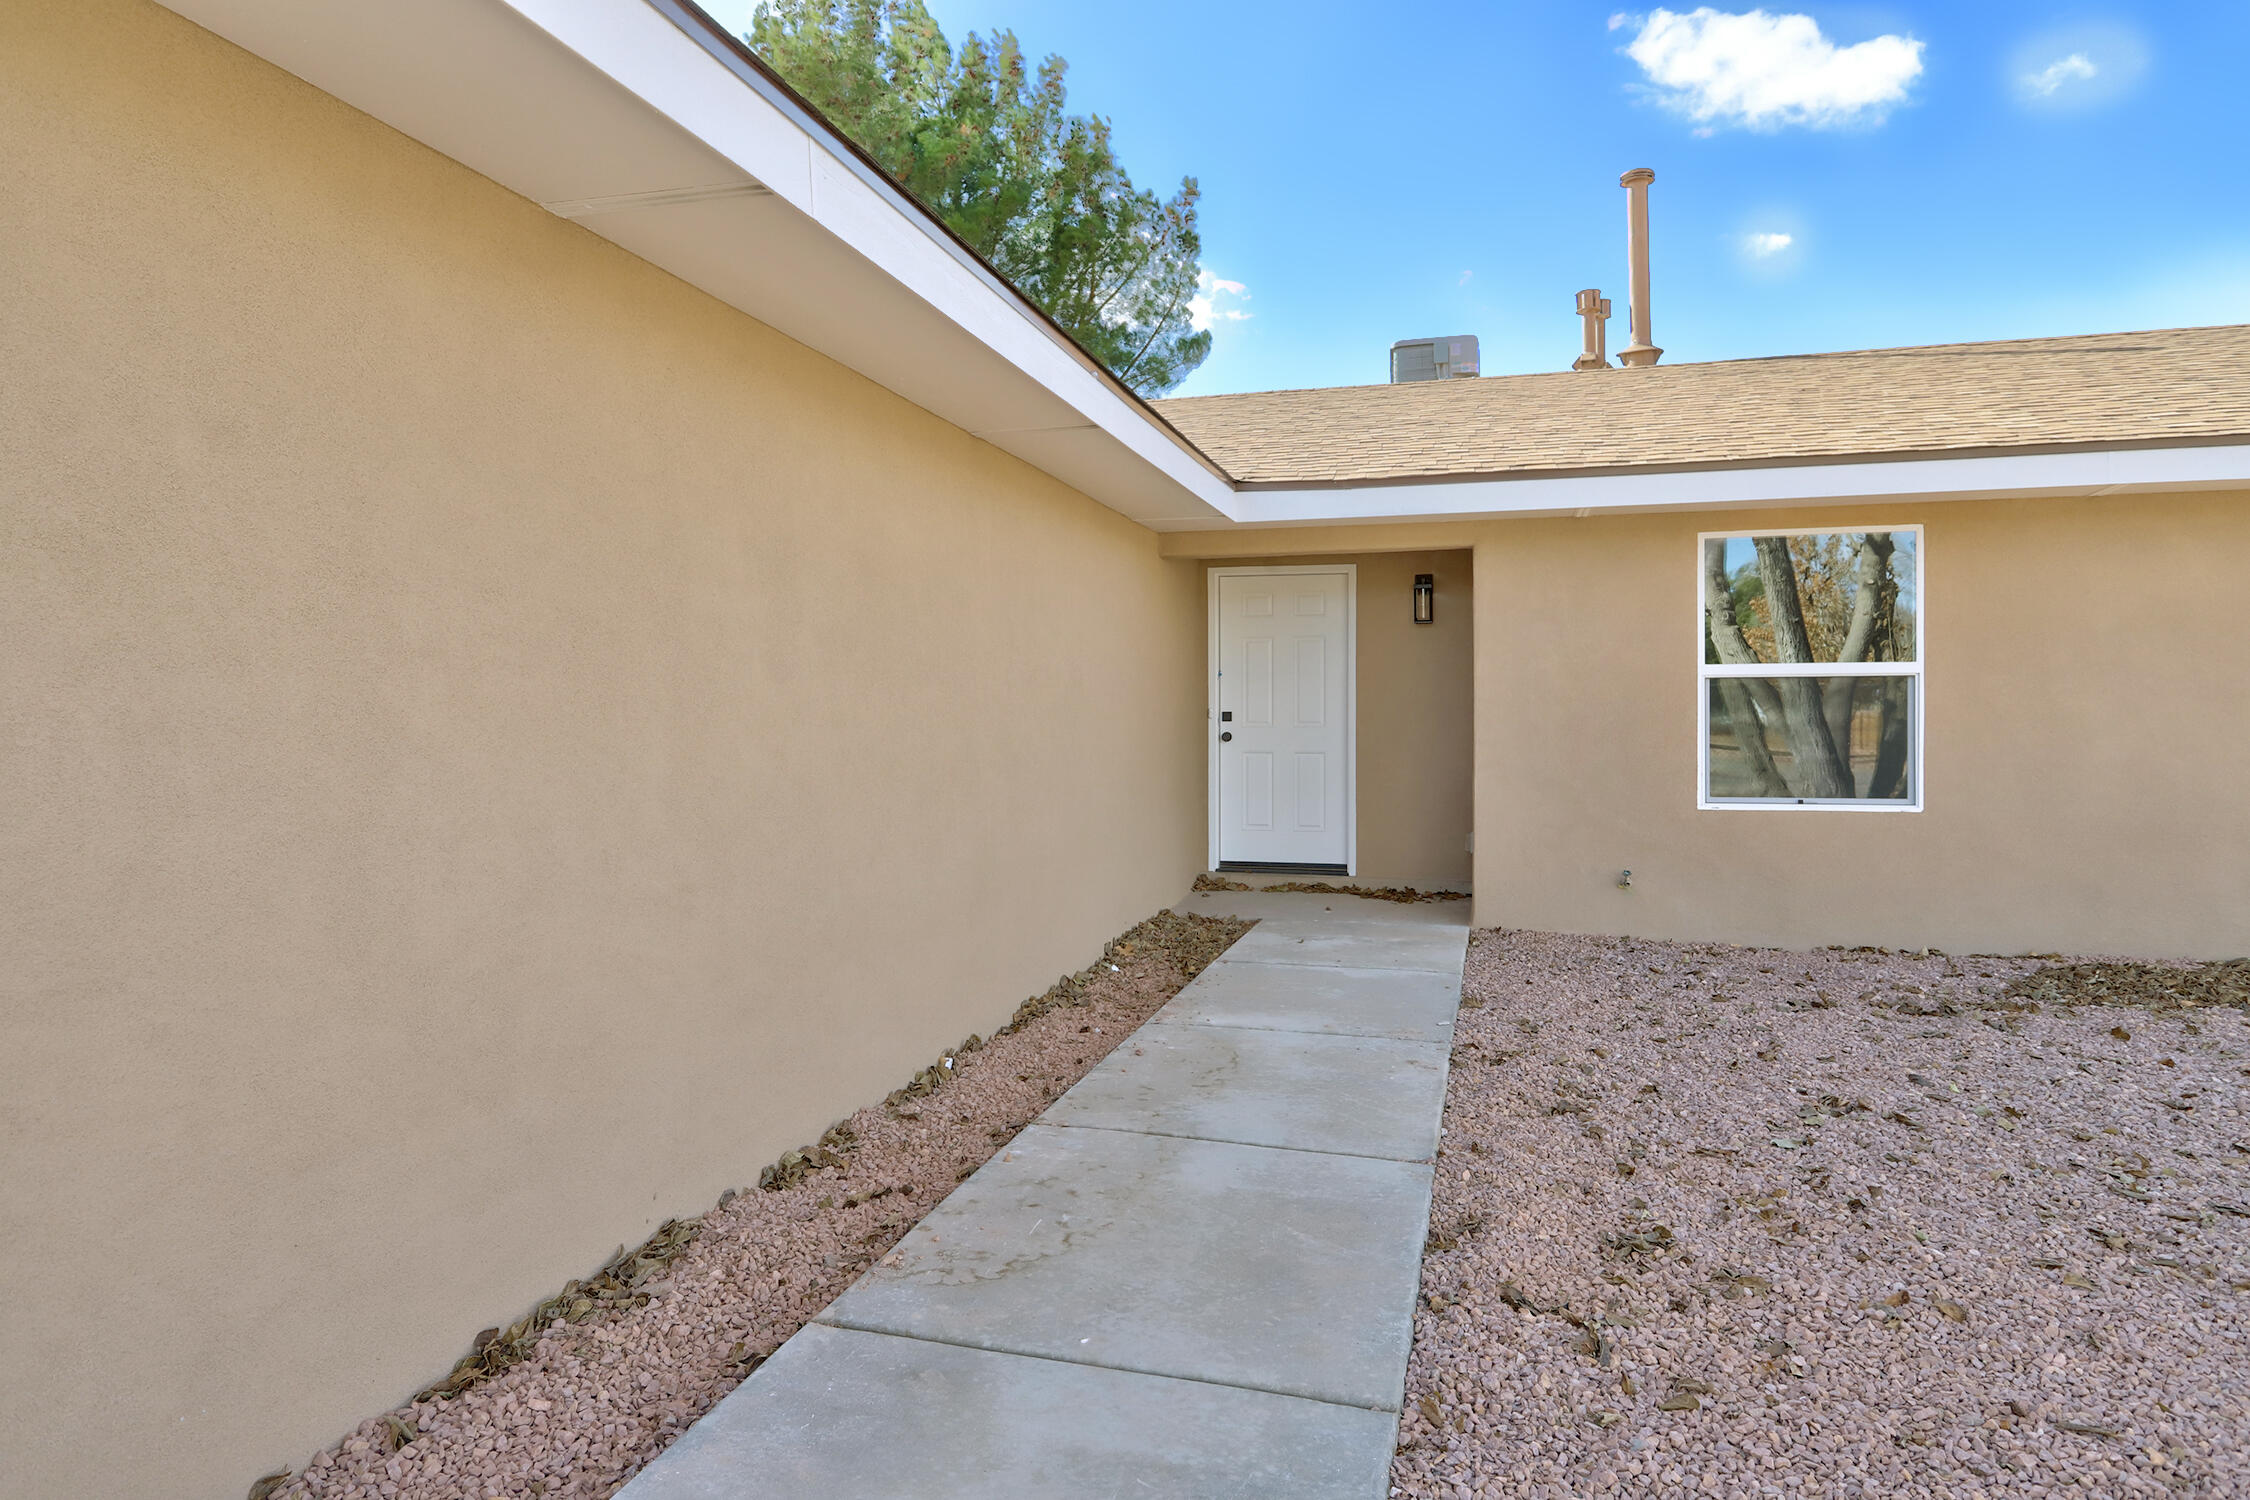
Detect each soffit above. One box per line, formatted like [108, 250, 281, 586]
[155, 0, 1238, 529]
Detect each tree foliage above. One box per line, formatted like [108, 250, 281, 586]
[749, 0, 1211, 396]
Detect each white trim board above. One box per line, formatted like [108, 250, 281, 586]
[1202, 442, 2250, 531]
[1206, 566, 1358, 874]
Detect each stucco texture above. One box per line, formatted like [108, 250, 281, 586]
[1207, 552, 1474, 889]
[1, 4, 1203, 1495]
[1469, 495, 2250, 957]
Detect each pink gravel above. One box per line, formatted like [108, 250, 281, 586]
[1395, 929, 2250, 1500]
[268, 910, 1249, 1500]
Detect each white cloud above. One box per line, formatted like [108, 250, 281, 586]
[1458, 269, 1474, 286]
[2023, 53, 2098, 98]
[1620, 8, 1924, 132]
[2007, 24, 2148, 112]
[1188, 272, 1251, 334]
[1731, 209, 1807, 275]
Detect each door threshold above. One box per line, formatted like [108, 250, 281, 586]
[1215, 861, 1351, 877]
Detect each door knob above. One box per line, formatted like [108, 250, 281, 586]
[1219, 731, 1232, 742]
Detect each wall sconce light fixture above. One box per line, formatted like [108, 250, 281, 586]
[1412, 573, 1435, 625]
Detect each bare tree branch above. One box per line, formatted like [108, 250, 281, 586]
[1715, 679, 1791, 796]
[1700, 539, 1791, 796]
[1869, 676, 1912, 799]
[1821, 533, 1895, 763]
[1700, 541, 1785, 722]
[1753, 537, 1853, 798]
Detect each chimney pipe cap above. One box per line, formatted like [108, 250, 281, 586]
[1620, 167, 1656, 188]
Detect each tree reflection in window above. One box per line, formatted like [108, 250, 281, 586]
[1701, 531, 1919, 805]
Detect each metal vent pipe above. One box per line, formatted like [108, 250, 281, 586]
[1617, 168, 1662, 367]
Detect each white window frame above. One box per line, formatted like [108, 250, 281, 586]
[1696, 524, 1924, 813]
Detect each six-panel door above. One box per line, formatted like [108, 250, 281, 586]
[1216, 571, 1350, 866]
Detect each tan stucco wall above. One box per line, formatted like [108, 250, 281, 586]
[1, 5, 1205, 1496]
[1470, 494, 2250, 957]
[1206, 552, 1474, 889]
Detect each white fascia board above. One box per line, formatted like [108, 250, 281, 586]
[1213, 442, 2250, 530]
[499, 0, 1238, 518]
[499, 0, 820, 205]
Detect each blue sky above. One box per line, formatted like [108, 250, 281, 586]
[704, 4, 2250, 397]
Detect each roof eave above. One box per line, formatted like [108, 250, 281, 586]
[127, 2, 2250, 535]
[1205, 440, 2250, 532]
[1226, 430, 2250, 491]
[157, 0, 1242, 529]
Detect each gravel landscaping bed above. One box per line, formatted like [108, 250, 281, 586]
[1396, 930, 2250, 1500]
[266, 909, 1250, 1500]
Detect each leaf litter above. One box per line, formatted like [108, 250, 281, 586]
[1190, 871, 1469, 904]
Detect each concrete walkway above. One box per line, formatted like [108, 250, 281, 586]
[620, 890, 1468, 1499]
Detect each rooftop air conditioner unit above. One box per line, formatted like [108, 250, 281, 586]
[1390, 335, 1480, 383]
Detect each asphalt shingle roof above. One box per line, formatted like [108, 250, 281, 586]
[1154, 325, 2250, 485]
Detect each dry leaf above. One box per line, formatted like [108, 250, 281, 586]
[1658, 1393, 1701, 1412]
[1935, 1300, 1969, 1323]
[1602, 1223, 1676, 1257]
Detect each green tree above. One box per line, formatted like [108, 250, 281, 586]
[749, 0, 1211, 396]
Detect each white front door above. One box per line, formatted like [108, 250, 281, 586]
[1214, 569, 1352, 868]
